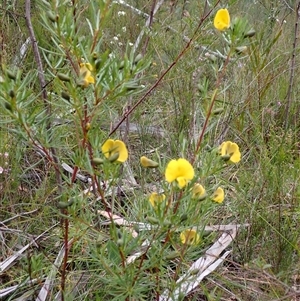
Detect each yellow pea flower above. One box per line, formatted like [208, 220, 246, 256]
[79, 63, 95, 87]
[219, 141, 241, 163]
[192, 183, 207, 201]
[140, 156, 159, 168]
[214, 8, 230, 31]
[165, 158, 194, 189]
[149, 192, 166, 209]
[211, 187, 225, 204]
[101, 139, 128, 163]
[180, 229, 200, 245]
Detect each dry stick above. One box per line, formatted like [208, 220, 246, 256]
[109, 0, 221, 137]
[141, 0, 157, 55]
[284, 1, 300, 129]
[132, 0, 165, 54]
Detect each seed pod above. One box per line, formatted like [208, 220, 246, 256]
[57, 73, 71, 82]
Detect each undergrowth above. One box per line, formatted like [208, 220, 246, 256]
[0, 1, 299, 300]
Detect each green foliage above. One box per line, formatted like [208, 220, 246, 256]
[0, 1, 299, 300]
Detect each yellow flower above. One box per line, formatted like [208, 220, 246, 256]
[149, 192, 166, 209]
[192, 183, 207, 201]
[79, 63, 95, 87]
[140, 156, 159, 168]
[214, 8, 230, 31]
[180, 229, 200, 245]
[101, 139, 128, 163]
[165, 158, 194, 189]
[219, 141, 241, 163]
[211, 187, 225, 204]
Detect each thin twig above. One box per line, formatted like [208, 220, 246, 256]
[1, 209, 40, 225]
[109, 1, 221, 136]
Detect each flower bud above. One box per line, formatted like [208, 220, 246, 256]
[61, 91, 70, 101]
[244, 28, 256, 38]
[165, 251, 180, 260]
[134, 53, 143, 63]
[92, 158, 104, 165]
[235, 46, 248, 55]
[85, 123, 91, 131]
[4, 102, 12, 111]
[67, 198, 74, 206]
[116, 238, 124, 246]
[147, 216, 160, 225]
[6, 70, 16, 80]
[9, 90, 15, 98]
[221, 154, 231, 161]
[47, 11, 58, 22]
[140, 156, 159, 168]
[108, 152, 120, 163]
[212, 108, 223, 115]
[57, 73, 71, 82]
[180, 214, 188, 222]
[57, 201, 69, 209]
[119, 61, 125, 70]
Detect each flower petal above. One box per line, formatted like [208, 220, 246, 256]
[101, 139, 114, 159]
[180, 229, 200, 245]
[192, 183, 207, 200]
[79, 63, 95, 87]
[212, 187, 225, 204]
[220, 141, 241, 163]
[149, 192, 166, 209]
[101, 139, 128, 163]
[214, 8, 230, 31]
[140, 156, 159, 168]
[113, 140, 128, 163]
[165, 158, 194, 188]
